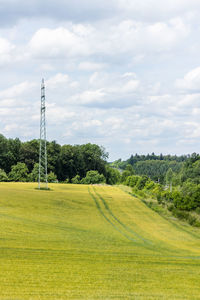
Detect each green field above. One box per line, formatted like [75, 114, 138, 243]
[0, 183, 200, 299]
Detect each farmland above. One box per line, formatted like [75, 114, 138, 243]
[0, 182, 200, 299]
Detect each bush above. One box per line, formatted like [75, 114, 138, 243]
[179, 181, 200, 210]
[0, 169, 8, 182]
[161, 190, 173, 202]
[136, 176, 149, 190]
[168, 204, 174, 212]
[188, 215, 197, 226]
[196, 207, 200, 214]
[121, 170, 131, 183]
[156, 192, 162, 204]
[29, 163, 39, 182]
[145, 180, 155, 190]
[71, 175, 80, 184]
[132, 187, 147, 199]
[125, 175, 140, 187]
[9, 163, 28, 182]
[81, 170, 106, 184]
[172, 208, 189, 220]
[48, 171, 57, 183]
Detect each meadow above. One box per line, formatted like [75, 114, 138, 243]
[0, 182, 200, 299]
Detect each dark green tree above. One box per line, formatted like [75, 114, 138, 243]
[105, 166, 121, 185]
[19, 140, 39, 172]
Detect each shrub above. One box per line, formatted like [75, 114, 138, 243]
[196, 207, 200, 214]
[121, 170, 131, 183]
[188, 215, 197, 226]
[9, 163, 28, 182]
[172, 209, 189, 220]
[125, 175, 140, 187]
[29, 163, 39, 182]
[168, 204, 174, 212]
[82, 170, 106, 184]
[145, 180, 155, 190]
[71, 175, 80, 184]
[48, 171, 57, 183]
[136, 176, 149, 190]
[156, 192, 162, 204]
[0, 169, 8, 182]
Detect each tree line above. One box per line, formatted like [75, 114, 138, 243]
[0, 133, 121, 184]
[110, 153, 188, 183]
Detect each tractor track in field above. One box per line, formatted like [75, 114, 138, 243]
[88, 187, 137, 242]
[89, 186, 152, 245]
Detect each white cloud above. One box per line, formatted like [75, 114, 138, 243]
[0, 81, 36, 99]
[122, 72, 137, 78]
[71, 89, 106, 105]
[46, 73, 70, 88]
[78, 61, 106, 71]
[121, 79, 140, 93]
[0, 37, 15, 65]
[29, 27, 91, 58]
[27, 17, 189, 63]
[175, 67, 200, 91]
[117, 0, 200, 20]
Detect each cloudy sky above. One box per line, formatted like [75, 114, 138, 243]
[1, 0, 200, 160]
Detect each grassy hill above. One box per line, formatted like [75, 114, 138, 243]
[0, 183, 200, 299]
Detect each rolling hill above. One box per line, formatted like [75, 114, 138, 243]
[0, 183, 200, 299]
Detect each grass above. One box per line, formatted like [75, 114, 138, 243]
[0, 182, 200, 299]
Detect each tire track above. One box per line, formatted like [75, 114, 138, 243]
[88, 187, 138, 242]
[92, 186, 151, 245]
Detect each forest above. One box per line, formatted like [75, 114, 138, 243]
[0, 134, 119, 184]
[111, 153, 189, 183]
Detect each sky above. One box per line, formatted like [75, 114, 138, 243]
[1, 0, 200, 160]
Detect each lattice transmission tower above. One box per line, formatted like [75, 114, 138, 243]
[38, 79, 48, 189]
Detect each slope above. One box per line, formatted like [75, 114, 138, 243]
[0, 183, 200, 299]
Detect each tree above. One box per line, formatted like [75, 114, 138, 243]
[59, 145, 81, 180]
[80, 143, 108, 176]
[19, 140, 39, 172]
[0, 134, 8, 172]
[0, 169, 8, 182]
[6, 138, 22, 173]
[165, 168, 174, 191]
[125, 164, 134, 175]
[59, 143, 108, 181]
[166, 168, 173, 184]
[105, 166, 121, 185]
[47, 140, 61, 175]
[9, 163, 28, 182]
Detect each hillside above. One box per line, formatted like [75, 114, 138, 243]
[0, 183, 200, 299]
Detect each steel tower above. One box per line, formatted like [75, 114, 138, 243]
[38, 79, 48, 189]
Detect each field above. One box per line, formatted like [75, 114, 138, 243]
[0, 183, 200, 299]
